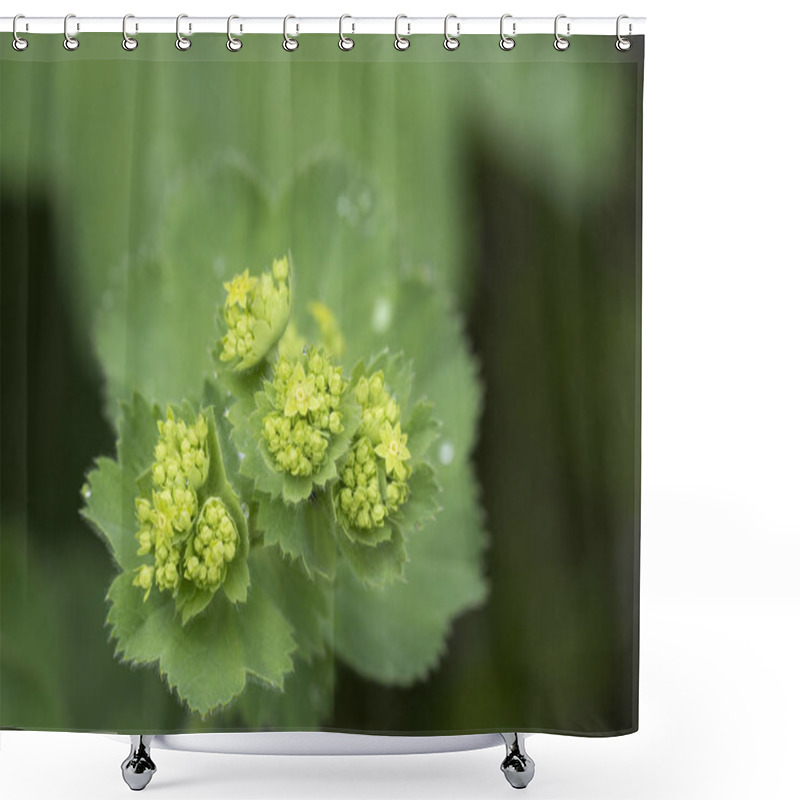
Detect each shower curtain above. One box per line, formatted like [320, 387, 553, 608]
[0, 31, 643, 738]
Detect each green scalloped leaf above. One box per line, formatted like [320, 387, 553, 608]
[198, 650, 335, 731]
[334, 522, 408, 589]
[81, 458, 131, 564]
[396, 463, 442, 532]
[117, 394, 164, 478]
[238, 431, 284, 501]
[256, 495, 337, 581]
[337, 516, 395, 548]
[210, 342, 267, 436]
[236, 652, 334, 730]
[202, 379, 256, 501]
[174, 582, 215, 625]
[403, 400, 441, 462]
[222, 549, 251, 604]
[282, 473, 315, 504]
[235, 386, 283, 498]
[107, 551, 296, 715]
[251, 547, 333, 662]
[81, 394, 161, 572]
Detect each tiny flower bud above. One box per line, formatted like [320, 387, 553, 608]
[273, 255, 289, 281]
[355, 377, 369, 406]
[133, 565, 154, 601]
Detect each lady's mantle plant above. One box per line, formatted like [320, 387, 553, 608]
[82, 255, 441, 715]
[82, 159, 487, 726]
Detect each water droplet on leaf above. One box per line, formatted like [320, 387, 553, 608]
[438, 441, 454, 466]
[372, 297, 392, 333]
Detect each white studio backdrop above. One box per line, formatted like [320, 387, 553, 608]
[1, 1, 798, 799]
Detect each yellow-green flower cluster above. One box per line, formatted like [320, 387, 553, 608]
[263, 348, 346, 477]
[184, 498, 238, 591]
[133, 496, 181, 599]
[220, 257, 291, 369]
[133, 411, 211, 599]
[152, 412, 209, 491]
[337, 372, 411, 531]
[338, 437, 387, 529]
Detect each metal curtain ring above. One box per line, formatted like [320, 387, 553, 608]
[283, 15, 299, 51]
[12, 14, 28, 51]
[63, 13, 79, 51]
[443, 14, 460, 51]
[176, 14, 191, 50]
[554, 14, 570, 51]
[227, 15, 243, 51]
[616, 15, 632, 51]
[122, 14, 138, 51]
[339, 14, 354, 50]
[394, 14, 410, 50]
[499, 14, 515, 51]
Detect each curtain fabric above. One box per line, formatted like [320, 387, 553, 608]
[0, 33, 643, 736]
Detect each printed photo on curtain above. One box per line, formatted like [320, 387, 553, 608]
[0, 17, 643, 791]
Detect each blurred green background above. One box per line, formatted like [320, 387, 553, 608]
[1, 34, 642, 735]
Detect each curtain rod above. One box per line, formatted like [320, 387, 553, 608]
[1, 16, 646, 37]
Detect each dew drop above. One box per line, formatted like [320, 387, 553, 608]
[80, 483, 92, 500]
[372, 297, 393, 333]
[237, 451, 245, 462]
[438, 441, 455, 466]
